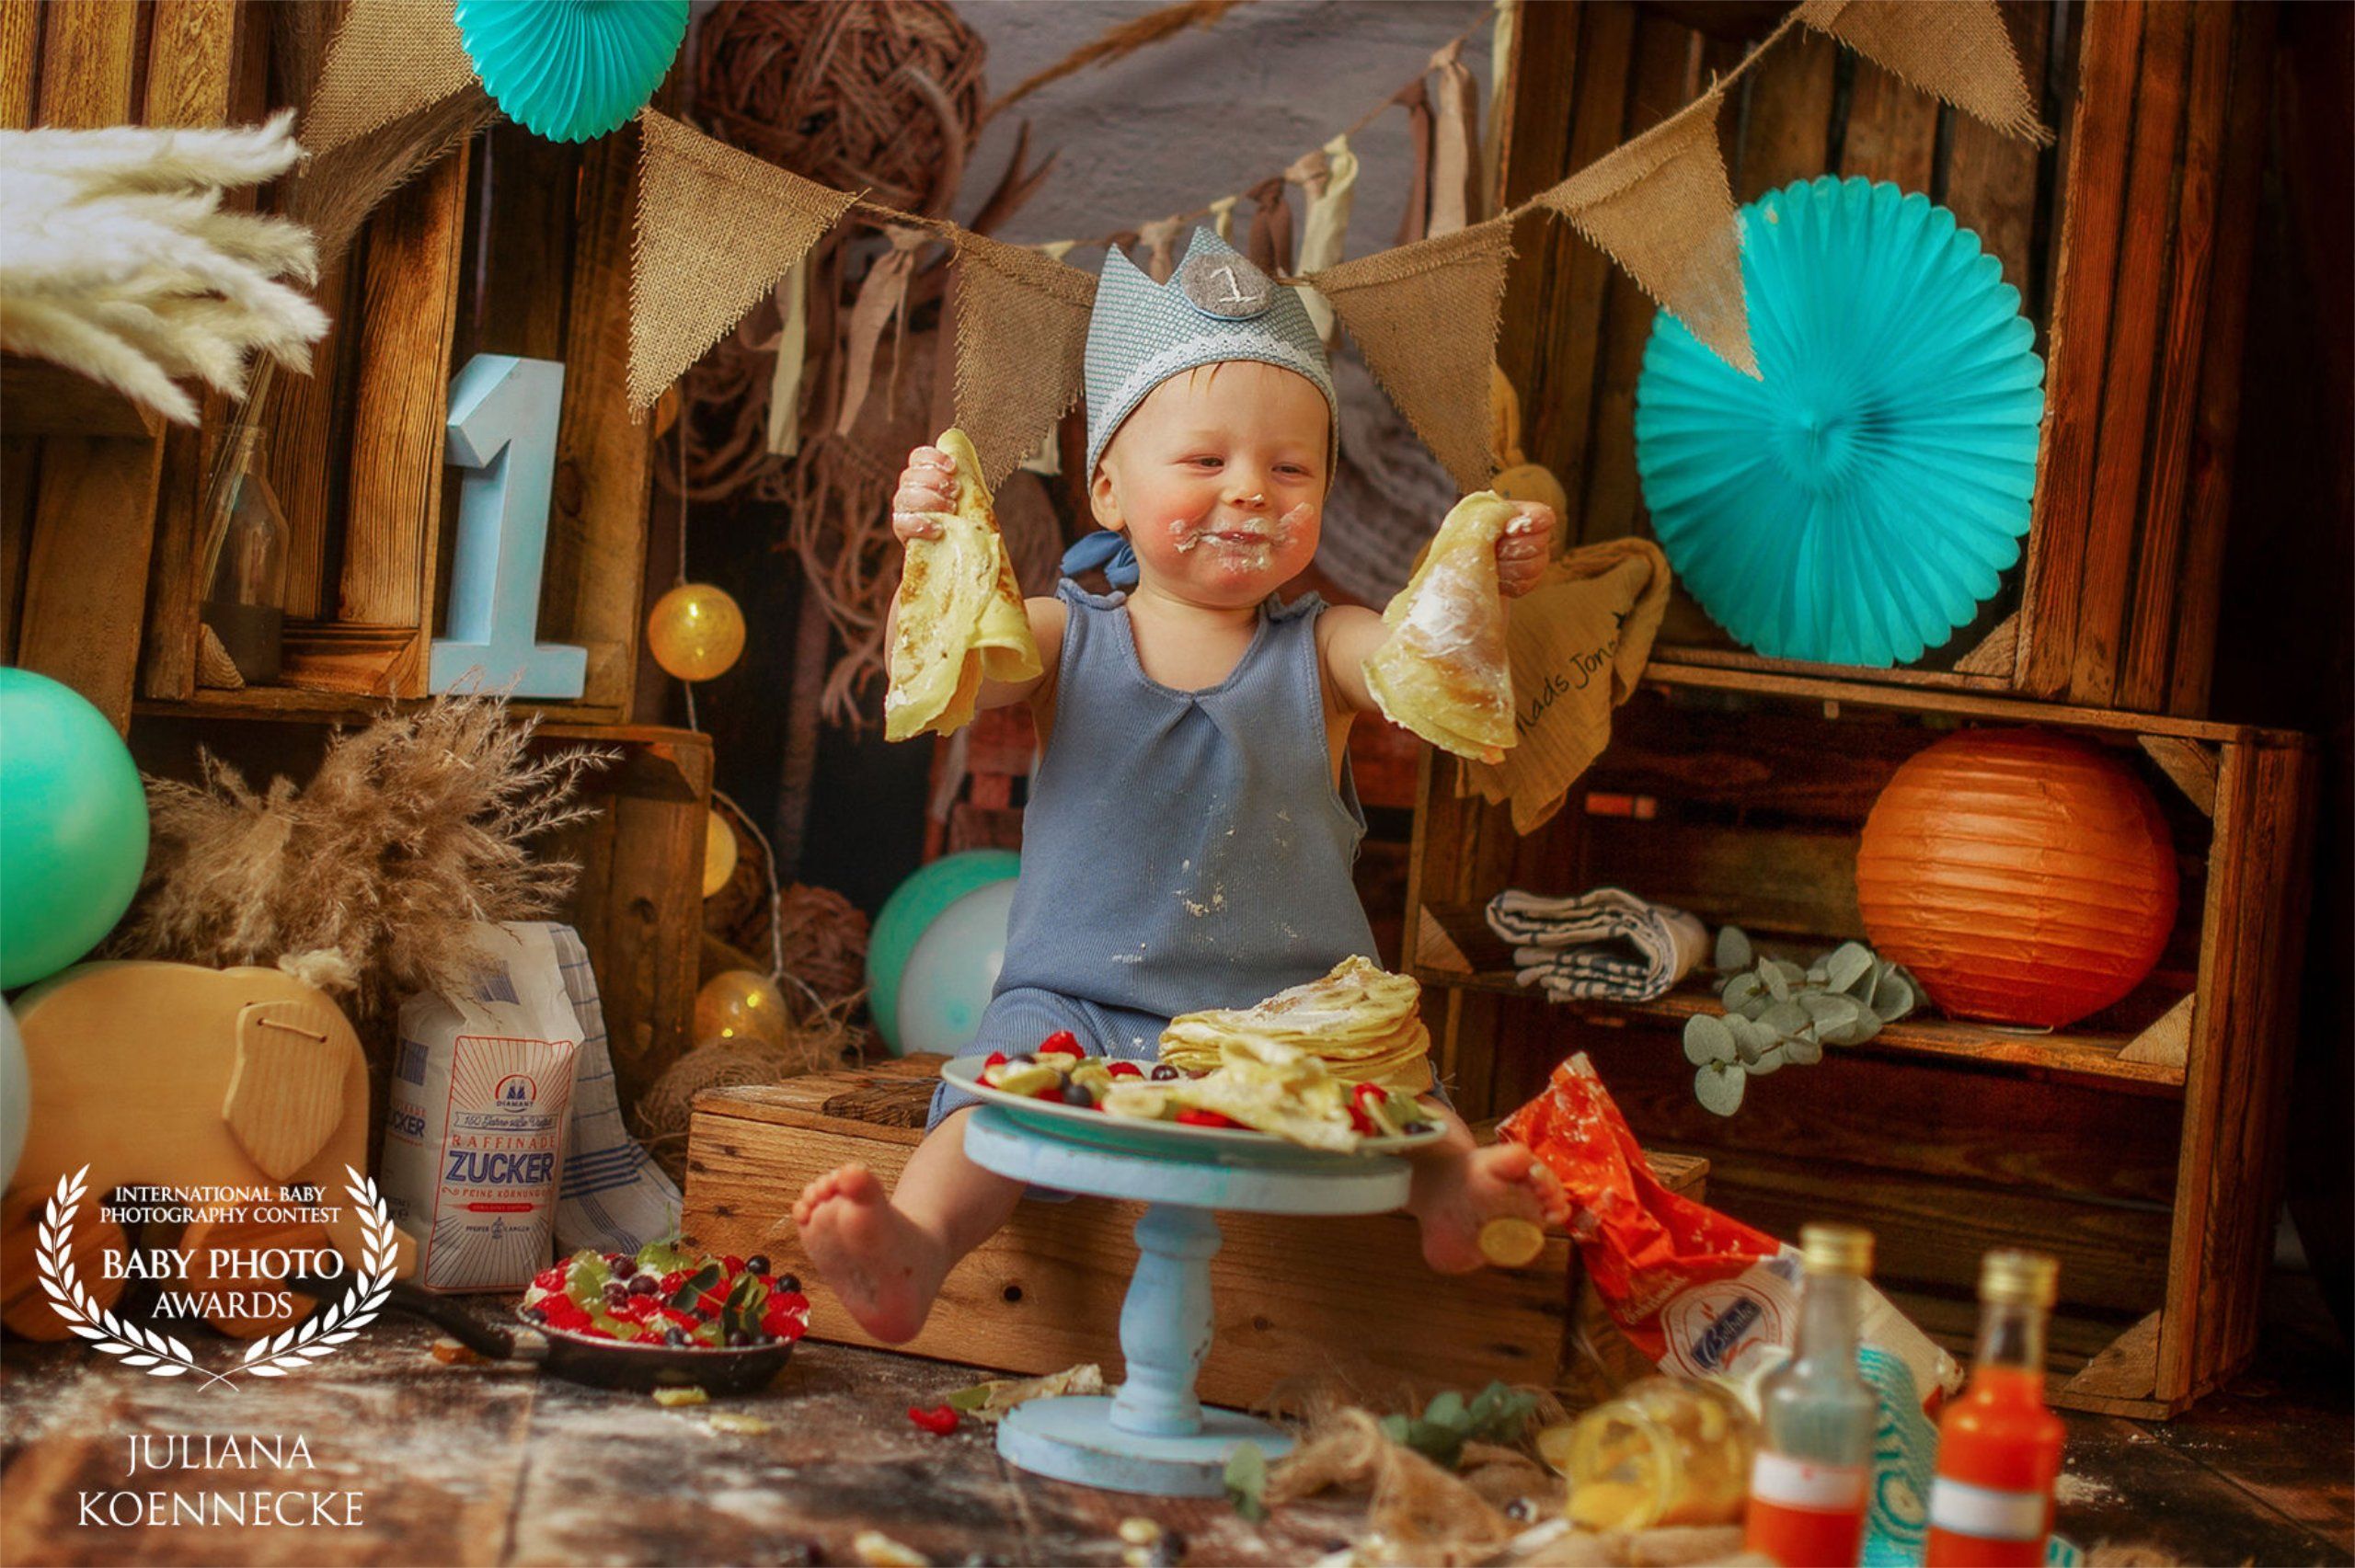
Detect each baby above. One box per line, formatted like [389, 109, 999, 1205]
[796, 226, 1568, 1344]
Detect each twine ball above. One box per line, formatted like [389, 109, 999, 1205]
[1855, 728, 2177, 1028]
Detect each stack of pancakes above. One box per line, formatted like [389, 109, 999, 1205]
[1157, 956, 1434, 1095]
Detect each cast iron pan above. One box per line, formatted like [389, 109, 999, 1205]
[286, 1275, 798, 1394]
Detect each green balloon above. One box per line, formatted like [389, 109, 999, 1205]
[0, 669, 149, 988]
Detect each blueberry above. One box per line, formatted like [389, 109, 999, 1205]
[610, 1255, 637, 1280]
[1505, 1497, 1536, 1522]
[726, 1331, 748, 1347]
[521, 1306, 546, 1323]
[775, 1273, 802, 1294]
[663, 1326, 690, 1346]
[628, 1273, 659, 1296]
[745, 1254, 771, 1276]
[1150, 1064, 1181, 1082]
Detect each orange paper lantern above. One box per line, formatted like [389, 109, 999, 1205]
[1855, 728, 2177, 1028]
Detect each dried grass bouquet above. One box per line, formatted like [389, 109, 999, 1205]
[109, 694, 614, 1015]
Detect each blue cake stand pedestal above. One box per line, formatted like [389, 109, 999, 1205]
[961, 1104, 1412, 1497]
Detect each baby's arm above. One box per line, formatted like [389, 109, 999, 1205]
[889, 443, 1066, 711]
[1315, 500, 1558, 714]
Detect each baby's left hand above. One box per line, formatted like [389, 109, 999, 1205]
[1496, 502, 1555, 598]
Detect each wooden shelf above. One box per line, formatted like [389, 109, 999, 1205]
[135, 686, 629, 727]
[1, 353, 167, 440]
[1413, 956, 2188, 1097]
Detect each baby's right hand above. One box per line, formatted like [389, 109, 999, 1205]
[891, 444, 959, 544]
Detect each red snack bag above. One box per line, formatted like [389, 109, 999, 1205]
[1499, 1053, 1959, 1408]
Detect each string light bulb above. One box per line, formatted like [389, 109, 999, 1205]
[648, 582, 746, 681]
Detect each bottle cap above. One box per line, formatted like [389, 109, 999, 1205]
[1799, 1223, 1873, 1276]
[1980, 1250, 2059, 1307]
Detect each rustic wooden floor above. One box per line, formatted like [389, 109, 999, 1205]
[2, 1276, 2347, 1566]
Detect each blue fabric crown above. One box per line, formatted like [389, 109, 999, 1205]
[1082, 225, 1338, 483]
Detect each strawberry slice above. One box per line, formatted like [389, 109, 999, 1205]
[1106, 1060, 1144, 1079]
[1037, 1030, 1084, 1059]
[1176, 1108, 1244, 1129]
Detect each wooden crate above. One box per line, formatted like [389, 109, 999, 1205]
[1405, 667, 2316, 1418]
[1495, 0, 2277, 716]
[682, 1060, 1709, 1411]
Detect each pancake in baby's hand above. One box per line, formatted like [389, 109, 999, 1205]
[885, 428, 1041, 742]
[1364, 491, 1520, 763]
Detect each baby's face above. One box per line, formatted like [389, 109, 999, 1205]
[1091, 361, 1329, 607]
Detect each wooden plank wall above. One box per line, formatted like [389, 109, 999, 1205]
[1500, 0, 2271, 716]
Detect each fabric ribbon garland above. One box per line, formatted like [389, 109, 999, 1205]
[1289, 134, 1360, 348]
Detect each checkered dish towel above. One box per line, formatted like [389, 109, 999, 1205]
[1484, 887, 1711, 1003]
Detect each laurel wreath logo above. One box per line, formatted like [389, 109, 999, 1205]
[37, 1163, 398, 1391]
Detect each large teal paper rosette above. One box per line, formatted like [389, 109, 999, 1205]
[455, 0, 689, 143]
[1634, 177, 2045, 668]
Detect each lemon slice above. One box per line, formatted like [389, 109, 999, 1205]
[1477, 1216, 1546, 1268]
[1534, 1419, 1579, 1476]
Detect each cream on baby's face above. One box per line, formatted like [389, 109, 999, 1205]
[1089, 361, 1330, 606]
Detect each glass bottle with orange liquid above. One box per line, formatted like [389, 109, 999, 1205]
[1924, 1250, 2065, 1566]
[1743, 1223, 1878, 1567]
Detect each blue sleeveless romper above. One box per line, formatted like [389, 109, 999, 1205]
[928, 579, 1386, 1129]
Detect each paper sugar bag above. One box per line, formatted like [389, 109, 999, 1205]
[1465, 536, 1670, 833]
[382, 921, 583, 1292]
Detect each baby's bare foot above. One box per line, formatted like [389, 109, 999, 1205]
[793, 1162, 948, 1344]
[1407, 1142, 1572, 1275]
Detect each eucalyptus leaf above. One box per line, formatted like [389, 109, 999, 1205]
[1749, 1043, 1787, 1076]
[1799, 992, 1863, 1032]
[1760, 999, 1809, 1036]
[1784, 1035, 1824, 1066]
[1826, 943, 1875, 993]
[1423, 1390, 1467, 1431]
[1873, 972, 1917, 1022]
[1683, 1013, 1738, 1066]
[1714, 925, 1753, 972]
[1770, 959, 1809, 989]
[1694, 1060, 1748, 1116]
[1722, 973, 1762, 1013]
[1832, 1011, 1881, 1047]
[1762, 964, 1791, 1002]
[1738, 992, 1774, 1022]
[1807, 966, 1830, 986]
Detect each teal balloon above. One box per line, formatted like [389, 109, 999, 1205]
[0, 669, 149, 988]
[0, 1005, 25, 1190]
[1635, 177, 2046, 668]
[867, 850, 1018, 1055]
[895, 880, 1017, 1059]
[456, 0, 690, 143]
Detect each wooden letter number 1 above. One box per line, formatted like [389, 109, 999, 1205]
[431, 353, 589, 698]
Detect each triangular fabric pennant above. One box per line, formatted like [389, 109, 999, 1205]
[1799, 0, 2051, 144]
[629, 109, 857, 413]
[303, 0, 478, 156]
[1310, 216, 1516, 492]
[1538, 87, 1758, 378]
[952, 231, 1097, 491]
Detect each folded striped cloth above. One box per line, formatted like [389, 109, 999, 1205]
[1485, 887, 1711, 1003]
[544, 923, 684, 1255]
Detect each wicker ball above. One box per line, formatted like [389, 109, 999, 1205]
[1855, 728, 2178, 1028]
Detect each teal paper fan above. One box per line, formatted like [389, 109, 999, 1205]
[456, 0, 689, 143]
[1634, 177, 2045, 668]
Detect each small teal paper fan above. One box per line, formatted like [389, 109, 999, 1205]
[456, 0, 689, 143]
[1634, 177, 2046, 668]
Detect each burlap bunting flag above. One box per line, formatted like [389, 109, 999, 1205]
[1308, 216, 1516, 492]
[1799, 0, 2051, 145]
[304, 0, 477, 156]
[951, 232, 1097, 492]
[629, 109, 857, 414]
[1538, 87, 1758, 378]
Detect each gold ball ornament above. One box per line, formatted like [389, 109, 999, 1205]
[694, 968, 789, 1046]
[702, 809, 739, 898]
[649, 583, 746, 681]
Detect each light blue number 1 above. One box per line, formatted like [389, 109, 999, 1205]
[431, 353, 588, 698]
